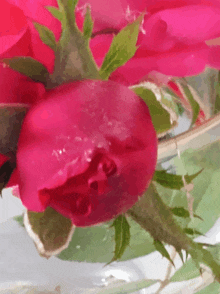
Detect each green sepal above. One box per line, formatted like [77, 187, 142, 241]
[46, 6, 63, 21]
[1, 57, 50, 85]
[23, 207, 75, 259]
[154, 239, 175, 267]
[99, 14, 144, 80]
[83, 5, 93, 39]
[34, 22, 57, 51]
[0, 105, 29, 155]
[0, 158, 16, 196]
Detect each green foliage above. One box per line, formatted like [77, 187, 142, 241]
[183, 228, 204, 236]
[1, 57, 50, 85]
[46, 6, 63, 21]
[195, 282, 220, 294]
[133, 87, 172, 135]
[57, 216, 155, 263]
[154, 240, 174, 266]
[99, 14, 143, 80]
[15, 213, 156, 263]
[170, 207, 203, 221]
[172, 141, 220, 235]
[109, 215, 130, 264]
[153, 168, 203, 190]
[83, 6, 93, 39]
[180, 82, 200, 126]
[170, 258, 200, 282]
[34, 23, 57, 51]
[24, 207, 75, 258]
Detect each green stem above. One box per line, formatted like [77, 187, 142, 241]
[127, 183, 194, 252]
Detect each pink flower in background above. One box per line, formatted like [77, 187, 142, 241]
[16, 80, 157, 226]
[83, 0, 220, 85]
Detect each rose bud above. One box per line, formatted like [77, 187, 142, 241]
[17, 80, 157, 226]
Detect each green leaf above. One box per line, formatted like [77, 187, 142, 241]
[153, 168, 203, 190]
[183, 228, 204, 236]
[96, 279, 159, 294]
[179, 82, 200, 126]
[171, 207, 190, 218]
[99, 14, 143, 80]
[23, 207, 75, 259]
[1, 57, 50, 85]
[0, 105, 28, 155]
[195, 282, 220, 294]
[173, 140, 220, 235]
[170, 258, 200, 282]
[48, 0, 100, 86]
[34, 22, 57, 51]
[46, 6, 63, 21]
[109, 215, 131, 264]
[14, 215, 24, 227]
[133, 87, 172, 135]
[154, 240, 175, 266]
[56, 216, 156, 263]
[170, 207, 203, 221]
[83, 6, 93, 39]
[0, 159, 16, 196]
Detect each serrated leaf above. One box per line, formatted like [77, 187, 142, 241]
[34, 22, 57, 51]
[1, 57, 50, 85]
[178, 82, 200, 126]
[96, 279, 159, 294]
[46, 6, 63, 21]
[24, 207, 75, 259]
[171, 207, 203, 221]
[170, 258, 200, 282]
[99, 14, 143, 80]
[83, 6, 93, 39]
[153, 168, 203, 190]
[0, 105, 28, 155]
[183, 228, 204, 236]
[109, 215, 130, 264]
[154, 240, 175, 266]
[133, 87, 172, 135]
[0, 159, 16, 196]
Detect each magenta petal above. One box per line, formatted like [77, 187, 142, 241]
[150, 5, 220, 45]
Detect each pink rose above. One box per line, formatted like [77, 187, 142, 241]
[83, 0, 220, 85]
[16, 80, 157, 226]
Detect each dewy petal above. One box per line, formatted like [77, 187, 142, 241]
[17, 80, 157, 226]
